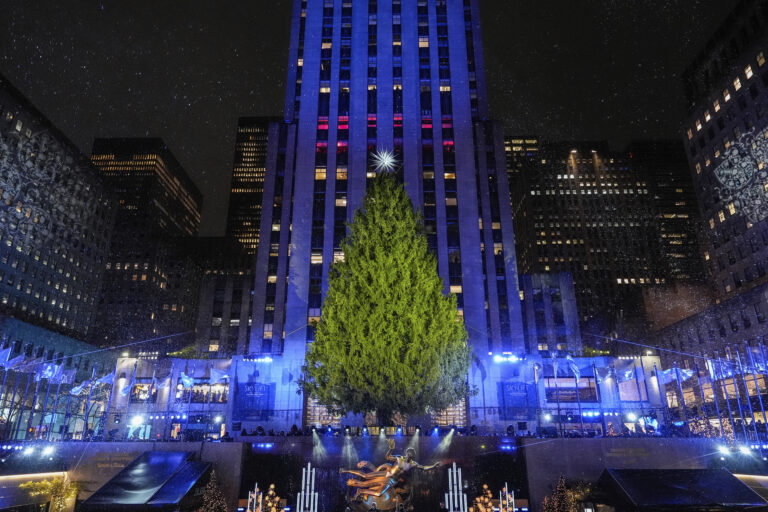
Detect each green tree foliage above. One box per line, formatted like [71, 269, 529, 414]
[19, 477, 79, 512]
[201, 470, 228, 512]
[301, 172, 472, 424]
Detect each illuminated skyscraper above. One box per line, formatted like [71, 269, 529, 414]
[226, 117, 276, 254]
[249, 0, 524, 429]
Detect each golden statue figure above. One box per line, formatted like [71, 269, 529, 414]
[340, 439, 440, 500]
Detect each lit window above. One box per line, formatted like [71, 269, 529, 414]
[734, 77, 742, 90]
[728, 202, 736, 215]
[704, 110, 711, 122]
[695, 162, 702, 174]
[310, 252, 323, 264]
[759, 52, 766, 67]
[724, 89, 731, 102]
[709, 218, 715, 229]
[713, 99, 720, 112]
[745, 65, 754, 79]
[696, 120, 702, 131]
[718, 210, 726, 222]
[704, 251, 710, 261]
[449, 285, 462, 294]
[335, 197, 347, 206]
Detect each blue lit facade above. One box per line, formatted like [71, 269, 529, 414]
[248, 0, 525, 429]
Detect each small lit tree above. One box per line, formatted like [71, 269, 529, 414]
[19, 477, 79, 512]
[201, 470, 228, 512]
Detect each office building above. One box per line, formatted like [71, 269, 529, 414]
[226, 117, 276, 255]
[510, 141, 664, 338]
[248, 0, 525, 429]
[519, 273, 582, 355]
[682, 0, 768, 300]
[0, 74, 114, 339]
[90, 138, 203, 351]
[626, 140, 705, 283]
[191, 237, 254, 357]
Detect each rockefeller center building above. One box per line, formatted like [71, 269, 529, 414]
[249, 0, 525, 429]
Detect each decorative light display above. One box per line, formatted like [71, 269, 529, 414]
[371, 148, 397, 173]
[713, 128, 768, 224]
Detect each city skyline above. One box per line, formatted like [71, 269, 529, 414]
[0, 0, 740, 234]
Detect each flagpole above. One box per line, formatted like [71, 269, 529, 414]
[716, 353, 738, 440]
[726, 349, 749, 440]
[83, 363, 99, 440]
[693, 362, 714, 438]
[705, 359, 725, 439]
[37, 377, 53, 438]
[634, 364, 645, 418]
[575, 372, 584, 435]
[0, 370, 9, 430]
[47, 381, 63, 441]
[13, 373, 31, 441]
[592, 362, 606, 435]
[552, 357, 562, 436]
[183, 362, 195, 440]
[747, 341, 768, 436]
[612, 364, 624, 430]
[653, 363, 667, 429]
[0, 348, 12, 420]
[99, 367, 118, 440]
[3, 371, 20, 440]
[736, 349, 759, 440]
[123, 361, 138, 440]
[204, 363, 213, 438]
[673, 363, 689, 428]
[62, 388, 74, 440]
[24, 372, 42, 438]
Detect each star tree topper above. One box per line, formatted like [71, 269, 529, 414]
[371, 148, 398, 173]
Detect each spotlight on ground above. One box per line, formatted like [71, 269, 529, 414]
[42, 446, 54, 456]
[433, 427, 455, 458]
[311, 429, 327, 462]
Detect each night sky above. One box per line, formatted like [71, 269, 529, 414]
[0, 1, 739, 235]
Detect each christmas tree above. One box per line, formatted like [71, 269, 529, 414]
[202, 470, 228, 512]
[301, 170, 472, 425]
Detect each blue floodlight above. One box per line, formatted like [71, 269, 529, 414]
[739, 445, 752, 455]
[718, 445, 730, 456]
